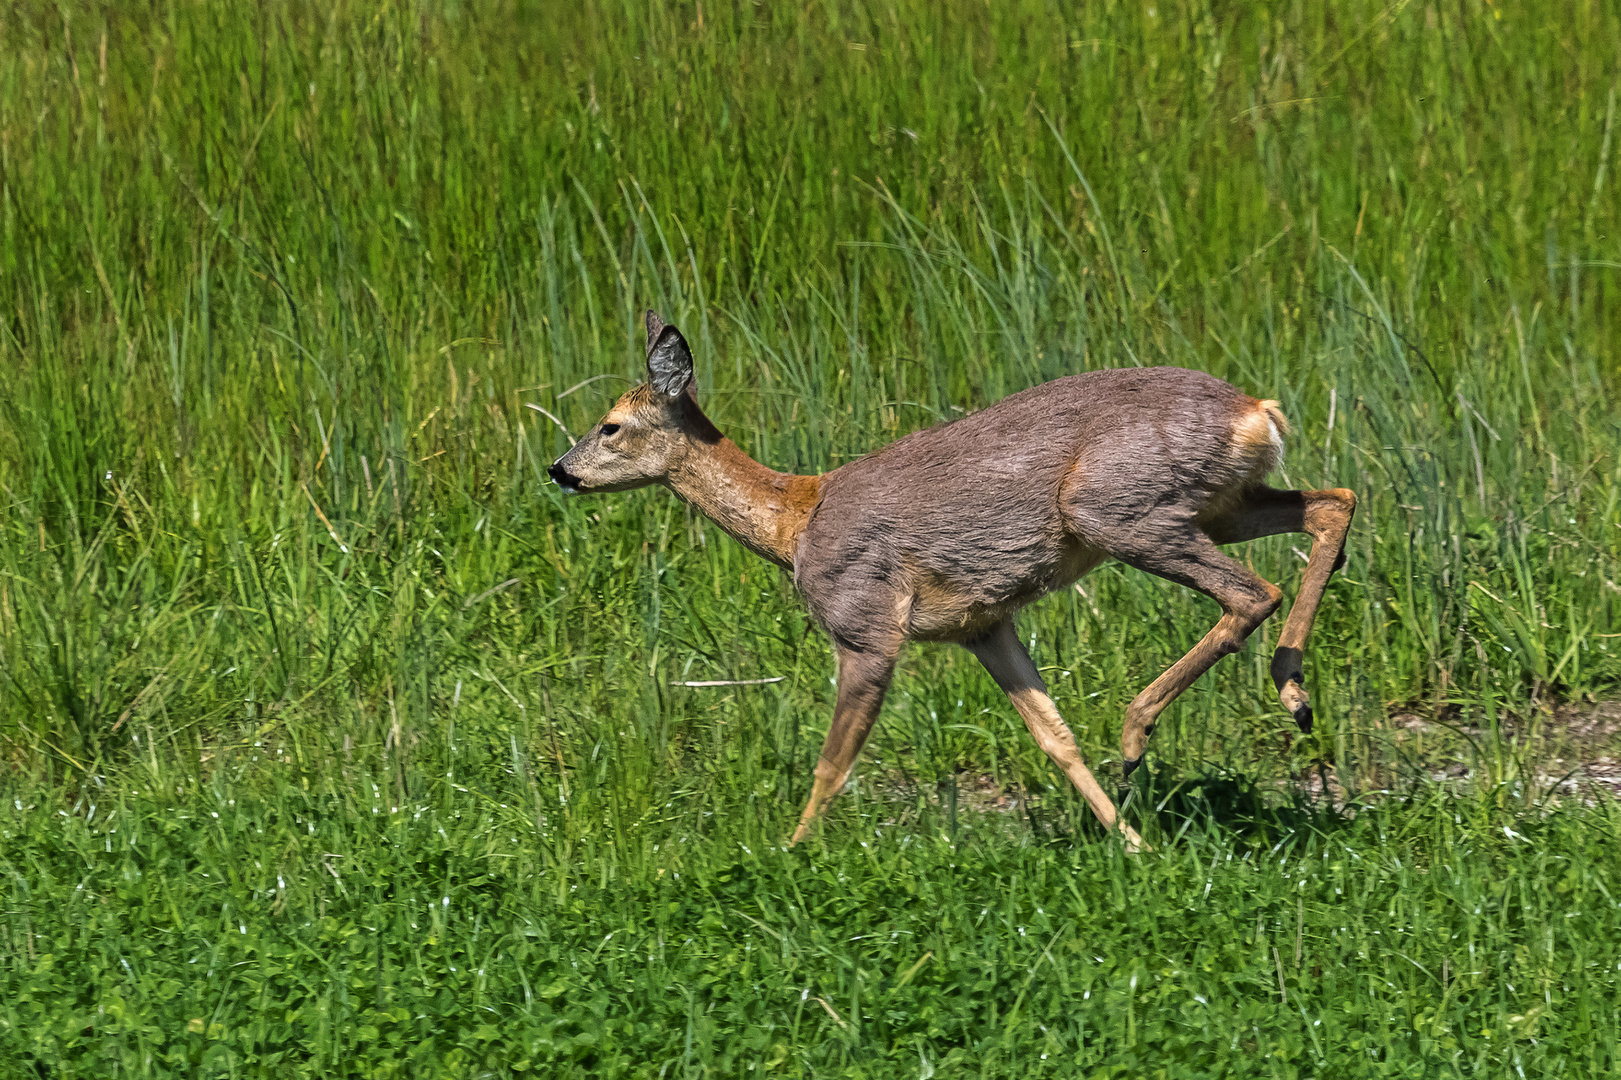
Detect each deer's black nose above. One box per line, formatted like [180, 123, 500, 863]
[549, 462, 582, 490]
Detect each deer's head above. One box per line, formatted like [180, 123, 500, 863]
[548, 311, 719, 494]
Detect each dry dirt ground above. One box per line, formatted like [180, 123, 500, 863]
[1385, 698, 1621, 802]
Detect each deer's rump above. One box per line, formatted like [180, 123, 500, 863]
[793, 367, 1279, 645]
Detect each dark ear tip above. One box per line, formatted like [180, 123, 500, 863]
[644, 310, 667, 355]
[646, 322, 693, 396]
[650, 325, 689, 358]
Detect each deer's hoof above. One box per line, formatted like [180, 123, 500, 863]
[1278, 677, 1312, 733]
[1293, 703, 1314, 734]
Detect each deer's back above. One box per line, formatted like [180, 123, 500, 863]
[794, 367, 1276, 645]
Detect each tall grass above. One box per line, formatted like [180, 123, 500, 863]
[1, 0, 1619, 1074]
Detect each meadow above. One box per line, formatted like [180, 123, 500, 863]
[2, 0, 1620, 1075]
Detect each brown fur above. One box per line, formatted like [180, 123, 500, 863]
[551, 314, 1357, 848]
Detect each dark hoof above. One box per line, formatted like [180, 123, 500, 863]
[1294, 704, 1314, 734]
[1122, 756, 1143, 780]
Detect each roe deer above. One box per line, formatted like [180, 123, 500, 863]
[549, 312, 1356, 849]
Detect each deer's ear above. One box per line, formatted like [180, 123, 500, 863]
[644, 309, 666, 356]
[646, 325, 693, 398]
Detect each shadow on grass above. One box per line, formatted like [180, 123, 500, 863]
[1131, 765, 1363, 848]
[1002, 764, 1366, 851]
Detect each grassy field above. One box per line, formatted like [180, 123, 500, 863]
[3, 0, 1620, 1075]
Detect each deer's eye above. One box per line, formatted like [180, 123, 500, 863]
[600, 423, 621, 437]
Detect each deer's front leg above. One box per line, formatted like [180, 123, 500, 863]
[965, 621, 1145, 852]
[789, 641, 898, 845]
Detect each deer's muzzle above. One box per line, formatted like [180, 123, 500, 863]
[548, 461, 583, 492]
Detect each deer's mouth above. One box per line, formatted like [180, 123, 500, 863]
[548, 462, 585, 493]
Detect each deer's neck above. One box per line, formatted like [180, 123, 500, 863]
[664, 438, 821, 571]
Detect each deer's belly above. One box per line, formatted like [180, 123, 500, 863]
[898, 541, 1106, 642]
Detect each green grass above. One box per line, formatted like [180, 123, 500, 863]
[1, 0, 1619, 1074]
[7, 783, 1621, 1076]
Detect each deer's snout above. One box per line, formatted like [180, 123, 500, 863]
[549, 460, 583, 492]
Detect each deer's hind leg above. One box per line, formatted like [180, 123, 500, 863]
[1202, 486, 1357, 733]
[1109, 536, 1285, 777]
[965, 621, 1145, 851]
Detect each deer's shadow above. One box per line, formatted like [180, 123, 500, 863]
[1018, 764, 1363, 848]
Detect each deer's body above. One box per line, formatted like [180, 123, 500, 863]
[798, 367, 1279, 648]
[551, 314, 1356, 849]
